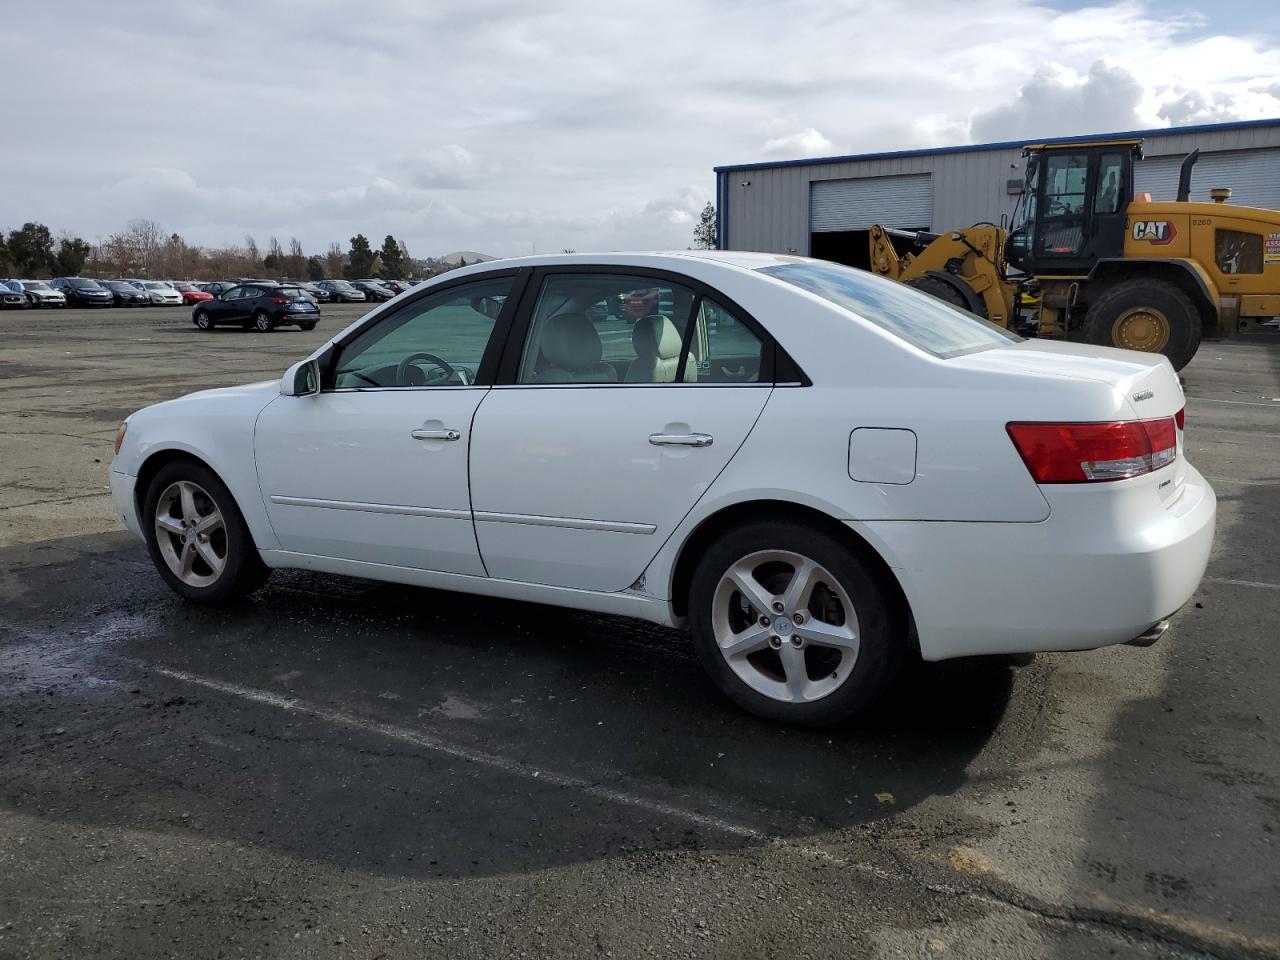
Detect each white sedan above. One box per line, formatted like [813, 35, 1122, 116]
[109, 252, 1215, 724]
[134, 280, 184, 306]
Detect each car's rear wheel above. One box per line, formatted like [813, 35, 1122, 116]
[688, 521, 903, 725]
[193, 310, 212, 330]
[142, 461, 269, 604]
[253, 310, 273, 332]
[299, 321, 317, 331]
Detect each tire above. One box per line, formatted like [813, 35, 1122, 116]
[906, 275, 977, 314]
[253, 310, 273, 332]
[193, 310, 212, 330]
[141, 460, 269, 604]
[688, 520, 904, 726]
[1082, 279, 1200, 371]
[299, 321, 317, 331]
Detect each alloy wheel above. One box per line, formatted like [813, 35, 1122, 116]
[711, 549, 860, 704]
[153, 480, 227, 587]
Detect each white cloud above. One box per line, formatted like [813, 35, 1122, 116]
[761, 129, 836, 158]
[970, 61, 1146, 142]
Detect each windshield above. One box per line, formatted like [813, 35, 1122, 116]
[172, 282, 194, 291]
[69, 278, 104, 290]
[142, 281, 168, 290]
[25, 281, 52, 292]
[330, 281, 356, 290]
[757, 261, 1020, 358]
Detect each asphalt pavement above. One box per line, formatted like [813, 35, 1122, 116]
[1, 304, 1278, 959]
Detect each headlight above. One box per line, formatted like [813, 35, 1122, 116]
[114, 421, 128, 455]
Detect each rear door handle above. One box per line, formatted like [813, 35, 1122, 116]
[411, 428, 461, 441]
[649, 432, 714, 447]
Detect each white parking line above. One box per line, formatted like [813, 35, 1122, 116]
[152, 665, 768, 843]
[1204, 576, 1280, 591]
[1187, 396, 1280, 407]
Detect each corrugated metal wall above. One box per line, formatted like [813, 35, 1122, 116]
[721, 123, 1280, 256]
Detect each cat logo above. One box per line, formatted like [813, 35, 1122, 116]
[1132, 220, 1177, 245]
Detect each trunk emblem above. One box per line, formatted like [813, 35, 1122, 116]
[1132, 390, 1154, 402]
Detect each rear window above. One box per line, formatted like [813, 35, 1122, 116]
[279, 287, 306, 298]
[757, 261, 1021, 358]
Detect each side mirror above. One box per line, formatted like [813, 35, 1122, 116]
[281, 357, 321, 397]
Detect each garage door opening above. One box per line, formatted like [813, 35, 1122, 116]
[808, 172, 933, 270]
[810, 228, 927, 270]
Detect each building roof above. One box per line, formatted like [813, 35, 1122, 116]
[713, 117, 1280, 174]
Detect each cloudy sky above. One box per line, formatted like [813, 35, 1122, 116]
[4, 0, 1279, 258]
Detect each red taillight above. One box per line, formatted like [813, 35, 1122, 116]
[270, 297, 289, 304]
[1006, 417, 1178, 483]
[1174, 407, 1185, 431]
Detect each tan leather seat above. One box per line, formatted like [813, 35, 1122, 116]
[626, 314, 694, 383]
[534, 313, 617, 383]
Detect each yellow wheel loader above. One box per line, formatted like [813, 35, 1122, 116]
[867, 139, 1280, 370]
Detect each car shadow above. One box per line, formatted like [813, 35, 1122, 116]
[0, 532, 1025, 881]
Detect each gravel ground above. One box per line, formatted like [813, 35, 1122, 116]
[1, 304, 1278, 959]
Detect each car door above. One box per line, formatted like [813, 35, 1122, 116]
[253, 271, 523, 573]
[210, 285, 245, 323]
[469, 268, 774, 593]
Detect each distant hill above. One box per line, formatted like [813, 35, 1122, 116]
[440, 251, 497, 266]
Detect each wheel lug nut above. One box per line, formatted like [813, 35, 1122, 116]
[769, 635, 782, 649]
[759, 616, 770, 627]
[790, 636, 803, 647]
[793, 613, 805, 625]
[771, 601, 785, 613]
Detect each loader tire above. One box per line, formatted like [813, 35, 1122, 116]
[907, 276, 979, 315]
[1083, 279, 1200, 371]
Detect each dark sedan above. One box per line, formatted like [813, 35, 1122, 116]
[50, 277, 114, 307]
[351, 279, 396, 301]
[191, 283, 320, 332]
[314, 280, 367, 303]
[0, 282, 27, 310]
[103, 280, 152, 307]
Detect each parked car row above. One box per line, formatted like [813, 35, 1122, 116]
[1, 275, 421, 311]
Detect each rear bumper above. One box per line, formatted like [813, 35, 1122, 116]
[858, 465, 1217, 660]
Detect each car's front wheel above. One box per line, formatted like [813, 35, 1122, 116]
[688, 521, 903, 726]
[142, 461, 270, 603]
[253, 310, 273, 332]
[193, 310, 212, 330]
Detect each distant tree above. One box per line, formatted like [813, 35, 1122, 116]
[265, 236, 284, 274]
[306, 255, 325, 281]
[324, 242, 345, 279]
[457, 256, 467, 268]
[693, 202, 717, 249]
[53, 236, 92, 276]
[287, 237, 306, 278]
[244, 235, 260, 269]
[0, 231, 12, 274]
[378, 234, 405, 279]
[345, 233, 375, 278]
[7, 222, 55, 275]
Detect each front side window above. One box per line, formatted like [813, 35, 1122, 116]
[223, 286, 248, 300]
[518, 274, 698, 385]
[758, 261, 1019, 358]
[1037, 152, 1090, 256]
[1215, 229, 1264, 275]
[332, 276, 512, 389]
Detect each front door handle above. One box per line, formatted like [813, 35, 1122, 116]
[411, 427, 461, 441]
[649, 432, 713, 447]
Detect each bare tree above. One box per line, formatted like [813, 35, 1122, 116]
[287, 237, 306, 279]
[244, 235, 260, 271]
[324, 242, 345, 279]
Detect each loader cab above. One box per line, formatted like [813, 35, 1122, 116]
[1007, 140, 1141, 276]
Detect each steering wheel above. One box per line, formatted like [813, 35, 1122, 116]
[396, 352, 459, 386]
